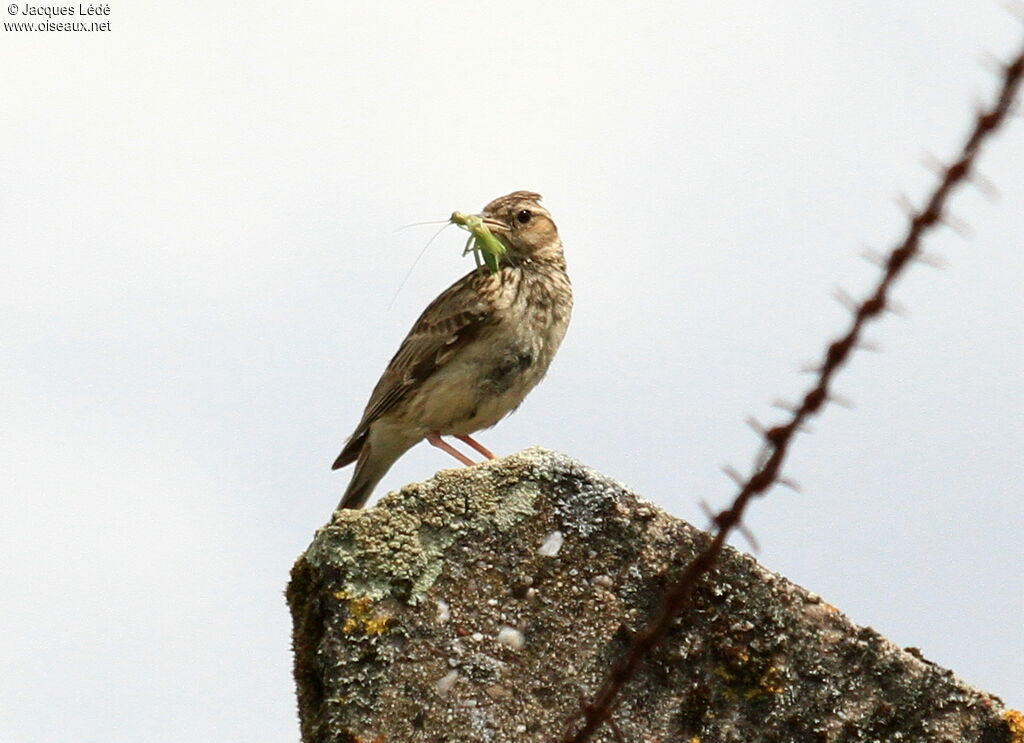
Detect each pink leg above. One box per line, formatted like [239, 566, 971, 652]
[427, 432, 476, 466]
[457, 434, 497, 460]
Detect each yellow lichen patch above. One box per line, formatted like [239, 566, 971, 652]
[715, 658, 785, 701]
[363, 614, 392, 635]
[743, 666, 785, 700]
[342, 596, 393, 636]
[1004, 709, 1024, 743]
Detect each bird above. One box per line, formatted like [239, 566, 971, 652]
[332, 191, 573, 509]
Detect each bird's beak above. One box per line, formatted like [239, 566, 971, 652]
[481, 216, 509, 234]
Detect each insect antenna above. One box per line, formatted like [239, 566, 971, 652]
[392, 219, 449, 233]
[387, 221, 455, 310]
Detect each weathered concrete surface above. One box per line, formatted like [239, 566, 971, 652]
[288, 447, 1022, 743]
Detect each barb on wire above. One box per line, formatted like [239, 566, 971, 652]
[559, 41, 1024, 743]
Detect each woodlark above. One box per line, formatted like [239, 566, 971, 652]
[333, 191, 573, 509]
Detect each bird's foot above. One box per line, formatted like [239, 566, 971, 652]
[456, 434, 497, 460]
[427, 433, 477, 466]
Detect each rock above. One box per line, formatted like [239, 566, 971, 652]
[287, 447, 1021, 743]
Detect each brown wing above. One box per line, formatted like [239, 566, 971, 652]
[332, 268, 497, 469]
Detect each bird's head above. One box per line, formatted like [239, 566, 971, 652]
[479, 191, 562, 262]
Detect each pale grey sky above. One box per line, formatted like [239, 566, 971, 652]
[1, 2, 1021, 741]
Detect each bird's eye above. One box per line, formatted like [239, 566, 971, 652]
[516, 209, 533, 224]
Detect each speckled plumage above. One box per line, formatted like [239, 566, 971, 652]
[333, 192, 573, 509]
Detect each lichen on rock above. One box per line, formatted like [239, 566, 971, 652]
[287, 447, 1019, 743]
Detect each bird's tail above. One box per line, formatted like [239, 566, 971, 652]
[337, 428, 418, 510]
[337, 461, 380, 510]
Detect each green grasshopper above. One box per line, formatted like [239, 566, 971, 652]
[450, 211, 507, 274]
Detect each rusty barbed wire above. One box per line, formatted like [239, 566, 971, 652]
[560, 40, 1024, 743]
